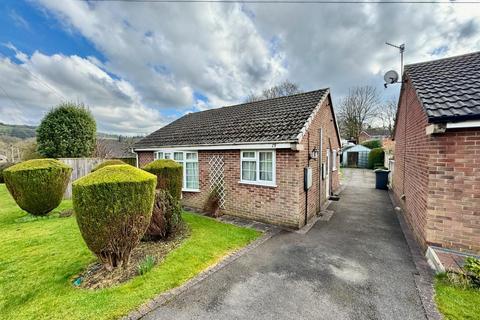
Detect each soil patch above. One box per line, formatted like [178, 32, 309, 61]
[74, 223, 190, 289]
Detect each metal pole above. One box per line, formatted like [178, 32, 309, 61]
[318, 128, 323, 214]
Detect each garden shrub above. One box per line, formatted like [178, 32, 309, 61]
[91, 159, 126, 172]
[204, 187, 222, 217]
[0, 162, 14, 183]
[368, 148, 385, 169]
[142, 160, 183, 240]
[37, 102, 96, 158]
[73, 165, 156, 270]
[361, 139, 382, 149]
[142, 160, 182, 199]
[447, 257, 480, 289]
[3, 159, 72, 215]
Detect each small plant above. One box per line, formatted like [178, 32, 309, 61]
[91, 159, 126, 172]
[3, 159, 72, 215]
[446, 257, 480, 289]
[73, 165, 156, 270]
[137, 255, 156, 275]
[204, 187, 222, 217]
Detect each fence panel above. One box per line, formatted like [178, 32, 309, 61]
[60, 158, 103, 199]
[388, 159, 395, 187]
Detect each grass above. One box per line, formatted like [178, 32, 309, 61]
[0, 184, 260, 320]
[435, 274, 480, 320]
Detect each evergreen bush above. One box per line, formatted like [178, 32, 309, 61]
[73, 165, 156, 270]
[91, 159, 126, 172]
[361, 139, 382, 149]
[0, 162, 14, 183]
[142, 159, 183, 240]
[368, 148, 385, 169]
[3, 159, 72, 215]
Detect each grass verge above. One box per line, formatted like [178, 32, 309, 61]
[0, 184, 260, 320]
[435, 273, 480, 320]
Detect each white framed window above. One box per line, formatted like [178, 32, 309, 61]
[332, 149, 337, 171]
[155, 150, 199, 192]
[240, 150, 276, 187]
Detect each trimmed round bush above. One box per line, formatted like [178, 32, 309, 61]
[37, 102, 96, 158]
[91, 159, 126, 172]
[73, 165, 156, 270]
[142, 160, 182, 200]
[368, 148, 385, 169]
[3, 159, 72, 215]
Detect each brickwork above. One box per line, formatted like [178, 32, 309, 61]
[298, 99, 341, 223]
[134, 98, 340, 229]
[393, 77, 480, 254]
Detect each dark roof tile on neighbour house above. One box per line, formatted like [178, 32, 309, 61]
[405, 51, 480, 123]
[135, 89, 331, 148]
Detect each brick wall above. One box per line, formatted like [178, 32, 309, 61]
[392, 78, 431, 250]
[426, 129, 480, 253]
[298, 98, 341, 223]
[134, 97, 340, 229]
[393, 77, 480, 254]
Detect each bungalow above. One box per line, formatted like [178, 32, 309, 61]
[134, 89, 341, 228]
[392, 51, 480, 254]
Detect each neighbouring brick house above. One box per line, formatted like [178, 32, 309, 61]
[134, 89, 341, 228]
[392, 51, 480, 254]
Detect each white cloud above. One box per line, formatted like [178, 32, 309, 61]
[2, 1, 480, 135]
[0, 47, 167, 135]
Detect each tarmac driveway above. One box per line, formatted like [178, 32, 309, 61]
[143, 169, 426, 320]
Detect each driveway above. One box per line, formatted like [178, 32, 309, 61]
[143, 169, 426, 320]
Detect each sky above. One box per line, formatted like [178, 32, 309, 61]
[0, 0, 479, 135]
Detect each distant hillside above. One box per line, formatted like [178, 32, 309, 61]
[0, 122, 143, 141]
[0, 123, 37, 139]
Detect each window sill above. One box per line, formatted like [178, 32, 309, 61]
[238, 180, 277, 188]
[182, 188, 200, 193]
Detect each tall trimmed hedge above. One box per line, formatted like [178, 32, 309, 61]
[3, 159, 72, 215]
[73, 165, 156, 270]
[142, 159, 183, 240]
[37, 102, 96, 158]
[142, 160, 182, 199]
[368, 148, 385, 169]
[91, 159, 126, 172]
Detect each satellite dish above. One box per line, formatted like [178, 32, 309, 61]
[384, 70, 399, 84]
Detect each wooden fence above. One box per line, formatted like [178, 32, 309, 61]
[60, 158, 103, 199]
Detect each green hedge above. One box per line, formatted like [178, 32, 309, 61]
[72, 165, 156, 269]
[3, 159, 72, 215]
[142, 160, 183, 200]
[361, 139, 382, 149]
[0, 162, 14, 184]
[91, 159, 126, 172]
[368, 148, 385, 169]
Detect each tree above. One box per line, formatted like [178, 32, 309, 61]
[37, 102, 96, 158]
[378, 98, 398, 137]
[337, 86, 380, 142]
[245, 80, 302, 102]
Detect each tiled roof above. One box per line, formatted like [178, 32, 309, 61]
[98, 138, 136, 158]
[405, 51, 480, 123]
[135, 89, 330, 148]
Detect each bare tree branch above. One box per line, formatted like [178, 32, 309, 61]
[377, 97, 398, 137]
[245, 80, 302, 102]
[337, 85, 380, 142]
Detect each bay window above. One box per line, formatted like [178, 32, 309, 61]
[155, 150, 199, 191]
[240, 150, 276, 186]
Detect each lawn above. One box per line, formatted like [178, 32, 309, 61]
[435, 274, 480, 320]
[0, 184, 260, 320]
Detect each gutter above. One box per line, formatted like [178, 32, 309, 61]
[426, 120, 480, 135]
[133, 141, 303, 152]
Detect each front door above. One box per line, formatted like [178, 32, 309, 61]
[325, 149, 330, 198]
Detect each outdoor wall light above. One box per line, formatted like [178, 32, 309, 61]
[309, 147, 319, 160]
